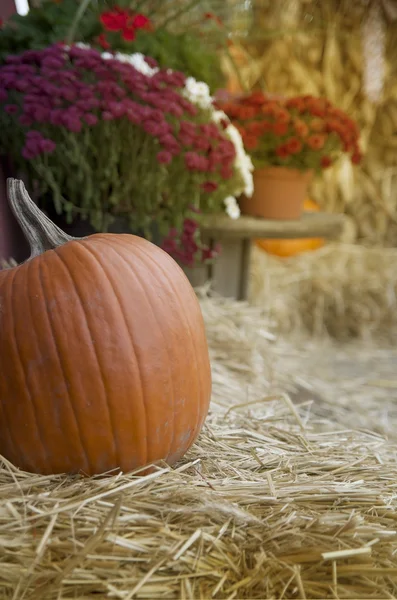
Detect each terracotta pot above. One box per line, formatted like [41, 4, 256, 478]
[239, 166, 314, 220]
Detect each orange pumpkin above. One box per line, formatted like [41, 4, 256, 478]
[255, 199, 325, 258]
[0, 179, 212, 476]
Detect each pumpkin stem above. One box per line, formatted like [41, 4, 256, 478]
[7, 178, 76, 260]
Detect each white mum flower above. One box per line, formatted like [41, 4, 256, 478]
[224, 196, 241, 219]
[104, 51, 159, 77]
[211, 109, 229, 124]
[224, 125, 254, 197]
[182, 77, 213, 109]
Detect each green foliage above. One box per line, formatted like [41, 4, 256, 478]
[0, 0, 225, 91]
[0, 0, 101, 61]
[0, 46, 243, 239]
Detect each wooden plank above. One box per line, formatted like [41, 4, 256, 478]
[238, 238, 252, 301]
[211, 238, 243, 298]
[182, 264, 209, 287]
[200, 211, 345, 240]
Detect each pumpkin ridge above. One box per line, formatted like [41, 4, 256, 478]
[52, 249, 120, 472]
[131, 240, 208, 450]
[92, 238, 177, 463]
[0, 275, 20, 464]
[114, 237, 208, 453]
[0, 274, 24, 467]
[0, 289, 18, 466]
[28, 257, 74, 473]
[75, 240, 150, 468]
[39, 254, 96, 474]
[9, 264, 48, 471]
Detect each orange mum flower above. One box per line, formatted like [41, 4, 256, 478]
[310, 118, 324, 133]
[275, 144, 290, 158]
[238, 106, 257, 120]
[247, 121, 263, 136]
[307, 134, 325, 150]
[321, 156, 332, 168]
[294, 119, 309, 137]
[286, 137, 303, 154]
[273, 122, 288, 136]
[242, 134, 259, 150]
[274, 108, 290, 123]
[246, 91, 266, 105]
[261, 102, 278, 116]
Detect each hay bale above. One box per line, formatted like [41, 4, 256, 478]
[250, 243, 397, 341]
[0, 294, 397, 598]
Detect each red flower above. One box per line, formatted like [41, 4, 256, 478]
[122, 28, 136, 41]
[326, 119, 343, 135]
[274, 108, 290, 123]
[242, 134, 258, 150]
[351, 151, 362, 165]
[238, 106, 257, 120]
[304, 97, 328, 117]
[96, 33, 110, 49]
[275, 145, 290, 158]
[261, 102, 278, 116]
[321, 156, 332, 168]
[273, 122, 288, 136]
[285, 97, 305, 112]
[201, 181, 218, 193]
[307, 134, 325, 150]
[259, 121, 272, 133]
[222, 103, 242, 119]
[310, 107, 326, 118]
[132, 14, 151, 29]
[329, 107, 348, 120]
[286, 137, 302, 154]
[247, 121, 263, 136]
[246, 91, 266, 106]
[100, 10, 128, 31]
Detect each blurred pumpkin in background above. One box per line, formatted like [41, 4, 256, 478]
[255, 199, 325, 258]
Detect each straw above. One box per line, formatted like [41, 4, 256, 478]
[250, 242, 397, 341]
[0, 292, 396, 598]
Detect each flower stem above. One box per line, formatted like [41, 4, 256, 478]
[66, 0, 94, 45]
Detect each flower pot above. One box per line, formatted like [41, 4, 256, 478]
[239, 167, 314, 220]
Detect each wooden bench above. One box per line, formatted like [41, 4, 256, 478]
[183, 211, 345, 300]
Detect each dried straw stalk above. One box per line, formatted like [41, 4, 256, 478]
[0, 293, 397, 598]
[250, 242, 397, 341]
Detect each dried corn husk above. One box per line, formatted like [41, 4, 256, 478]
[221, 0, 397, 246]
